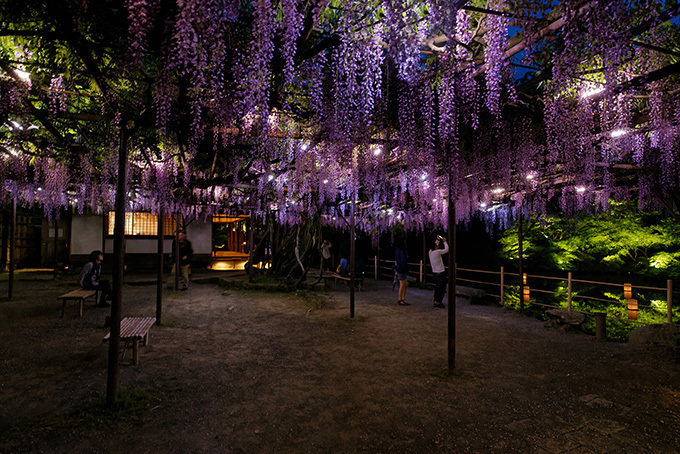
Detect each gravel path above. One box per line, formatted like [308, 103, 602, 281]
[1, 272, 679, 453]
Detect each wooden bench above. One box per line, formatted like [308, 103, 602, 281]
[103, 317, 156, 365]
[58, 288, 99, 317]
[329, 273, 363, 290]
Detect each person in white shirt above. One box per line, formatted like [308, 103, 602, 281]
[428, 235, 449, 308]
[321, 240, 332, 271]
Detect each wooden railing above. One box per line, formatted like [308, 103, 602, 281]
[365, 257, 675, 325]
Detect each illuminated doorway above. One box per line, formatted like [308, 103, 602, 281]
[211, 215, 250, 270]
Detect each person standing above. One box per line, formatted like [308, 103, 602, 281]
[395, 242, 409, 306]
[170, 231, 193, 290]
[79, 250, 112, 307]
[429, 235, 449, 308]
[321, 239, 332, 271]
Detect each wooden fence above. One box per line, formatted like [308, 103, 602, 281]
[365, 257, 675, 325]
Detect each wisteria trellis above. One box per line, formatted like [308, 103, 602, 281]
[1, 0, 679, 232]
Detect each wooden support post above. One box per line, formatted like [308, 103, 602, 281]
[595, 313, 607, 342]
[422, 233, 427, 278]
[419, 260, 423, 283]
[517, 209, 524, 311]
[106, 127, 127, 407]
[53, 212, 58, 279]
[248, 210, 255, 267]
[374, 255, 378, 280]
[8, 197, 16, 300]
[500, 266, 504, 306]
[349, 197, 356, 319]
[447, 175, 456, 372]
[668, 279, 673, 324]
[174, 215, 180, 291]
[102, 213, 106, 258]
[156, 206, 164, 326]
[567, 271, 572, 311]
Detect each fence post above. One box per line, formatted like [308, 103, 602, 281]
[668, 279, 673, 324]
[500, 266, 504, 306]
[595, 312, 607, 341]
[419, 260, 423, 282]
[567, 271, 572, 311]
[374, 255, 378, 281]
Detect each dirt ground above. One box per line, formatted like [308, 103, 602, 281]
[1, 270, 679, 453]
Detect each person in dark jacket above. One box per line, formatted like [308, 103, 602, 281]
[79, 250, 112, 307]
[170, 231, 193, 290]
[395, 242, 409, 306]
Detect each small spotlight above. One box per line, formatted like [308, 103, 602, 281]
[492, 188, 504, 194]
[581, 86, 604, 98]
[576, 186, 586, 193]
[610, 129, 627, 138]
[268, 175, 274, 181]
[14, 68, 30, 81]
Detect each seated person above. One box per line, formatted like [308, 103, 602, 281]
[337, 257, 349, 277]
[79, 250, 112, 307]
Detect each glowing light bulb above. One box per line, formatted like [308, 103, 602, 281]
[576, 186, 586, 193]
[14, 68, 30, 81]
[610, 129, 627, 138]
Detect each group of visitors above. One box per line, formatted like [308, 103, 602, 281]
[81, 229, 449, 309]
[323, 233, 450, 308]
[395, 234, 449, 308]
[79, 231, 193, 303]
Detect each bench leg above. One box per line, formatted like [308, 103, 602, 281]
[79, 298, 84, 317]
[143, 332, 150, 346]
[132, 340, 139, 365]
[120, 340, 130, 360]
